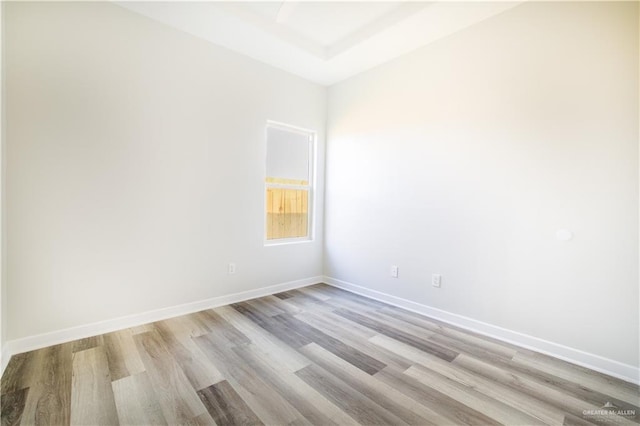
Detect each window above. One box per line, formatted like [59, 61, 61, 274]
[265, 122, 314, 243]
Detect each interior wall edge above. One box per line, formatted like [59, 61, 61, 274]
[323, 276, 640, 386]
[0, 275, 324, 376]
[0, 0, 5, 381]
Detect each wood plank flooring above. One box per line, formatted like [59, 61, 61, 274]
[1, 284, 639, 425]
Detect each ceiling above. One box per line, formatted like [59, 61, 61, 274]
[118, 1, 523, 86]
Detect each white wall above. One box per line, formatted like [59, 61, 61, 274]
[4, 0, 639, 379]
[326, 2, 639, 368]
[0, 0, 5, 364]
[5, 2, 326, 340]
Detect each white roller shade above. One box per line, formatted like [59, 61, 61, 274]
[266, 126, 311, 182]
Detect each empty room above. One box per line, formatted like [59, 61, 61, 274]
[0, 0, 639, 425]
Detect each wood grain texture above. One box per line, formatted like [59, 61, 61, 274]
[377, 306, 519, 359]
[214, 304, 311, 372]
[374, 365, 501, 426]
[1, 352, 35, 396]
[194, 331, 307, 425]
[272, 313, 386, 375]
[295, 310, 413, 371]
[232, 302, 313, 348]
[1, 388, 29, 426]
[334, 307, 459, 361]
[19, 343, 73, 426]
[112, 372, 168, 426]
[71, 336, 103, 354]
[197, 380, 263, 426]
[295, 363, 407, 425]
[272, 291, 295, 300]
[454, 353, 639, 426]
[103, 330, 145, 382]
[153, 320, 223, 390]
[232, 344, 353, 425]
[133, 331, 207, 424]
[513, 351, 640, 407]
[378, 338, 569, 425]
[299, 343, 439, 426]
[405, 363, 545, 425]
[70, 346, 119, 426]
[1, 283, 638, 425]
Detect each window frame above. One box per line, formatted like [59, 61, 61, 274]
[264, 120, 316, 246]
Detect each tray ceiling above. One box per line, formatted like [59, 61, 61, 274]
[118, 1, 523, 85]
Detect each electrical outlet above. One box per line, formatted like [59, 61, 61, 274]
[390, 265, 399, 278]
[432, 274, 441, 287]
[228, 263, 236, 274]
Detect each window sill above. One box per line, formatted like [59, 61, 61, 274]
[264, 238, 314, 247]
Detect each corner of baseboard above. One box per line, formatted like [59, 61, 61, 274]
[1, 341, 12, 377]
[322, 275, 640, 385]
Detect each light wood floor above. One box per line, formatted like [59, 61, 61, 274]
[1, 284, 638, 425]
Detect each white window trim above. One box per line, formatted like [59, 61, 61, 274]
[264, 120, 316, 246]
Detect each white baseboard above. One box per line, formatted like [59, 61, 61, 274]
[0, 276, 323, 376]
[1, 343, 10, 376]
[3, 275, 637, 386]
[323, 276, 640, 385]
